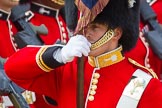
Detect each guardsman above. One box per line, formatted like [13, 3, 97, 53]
[30, 0, 69, 45]
[125, 0, 162, 80]
[4, 0, 162, 107]
[0, 0, 35, 108]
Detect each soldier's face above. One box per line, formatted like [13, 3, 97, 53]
[84, 23, 121, 57]
[84, 23, 108, 44]
[0, 0, 19, 9]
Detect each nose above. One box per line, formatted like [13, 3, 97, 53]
[84, 29, 93, 40]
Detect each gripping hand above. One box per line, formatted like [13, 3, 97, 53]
[61, 35, 91, 63]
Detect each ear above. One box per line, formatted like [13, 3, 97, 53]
[113, 27, 122, 40]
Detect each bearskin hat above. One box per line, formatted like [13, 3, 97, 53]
[92, 0, 140, 52]
[75, 0, 140, 52]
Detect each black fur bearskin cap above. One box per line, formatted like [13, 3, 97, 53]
[92, 0, 140, 52]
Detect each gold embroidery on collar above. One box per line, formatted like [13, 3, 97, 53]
[88, 46, 125, 68]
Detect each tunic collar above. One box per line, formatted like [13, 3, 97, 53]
[31, 2, 59, 18]
[0, 9, 10, 20]
[88, 45, 125, 68]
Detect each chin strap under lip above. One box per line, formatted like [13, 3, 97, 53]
[90, 29, 115, 50]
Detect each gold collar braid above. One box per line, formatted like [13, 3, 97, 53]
[91, 29, 114, 50]
[88, 45, 125, 68]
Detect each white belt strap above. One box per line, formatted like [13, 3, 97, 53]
[116, 69, 152, 108]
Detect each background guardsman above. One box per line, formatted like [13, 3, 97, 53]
[30, 0, 69, 45]
[0, 0, 22, 107]
[0, 0, 69, 107]
[0, 0, 37, 108]
[125, 0, 162, 80]
[27, 0, 70, 107]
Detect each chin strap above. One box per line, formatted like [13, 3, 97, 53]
[91, 29, 114, 50]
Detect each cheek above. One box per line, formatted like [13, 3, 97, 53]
[85, 29, 105, 43]
[93, 32, 105, 41]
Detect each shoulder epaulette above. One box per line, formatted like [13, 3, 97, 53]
[128, 58, 158, 79]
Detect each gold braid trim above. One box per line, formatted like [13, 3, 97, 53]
[91, 29, 114, 50]
[128, 58, 158, 79]
[36, 46, 53, 72]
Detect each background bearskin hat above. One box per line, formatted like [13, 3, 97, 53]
[93, 0, 140, 52]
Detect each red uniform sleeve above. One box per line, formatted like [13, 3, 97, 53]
[4, 46, 60, 100]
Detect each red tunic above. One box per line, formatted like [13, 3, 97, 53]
[4, 46, 162, 108]
[0, 11, 18, 58]
[0, 10, 36, 108]
[152, 0, 162, 24]
[125, 0, 162, 79]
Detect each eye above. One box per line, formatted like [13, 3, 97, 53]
[90, 25, 100, 32]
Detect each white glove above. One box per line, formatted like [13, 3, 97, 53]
[61, 35, 91, 63]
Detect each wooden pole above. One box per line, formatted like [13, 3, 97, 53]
[64, 0, 84, 107]
[77, 57, 84, 108]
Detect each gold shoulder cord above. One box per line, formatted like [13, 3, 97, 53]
[128, 58, 158, 79]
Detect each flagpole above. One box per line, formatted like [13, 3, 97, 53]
[77, 57, 84, 108]
[64, 0, 84, 107]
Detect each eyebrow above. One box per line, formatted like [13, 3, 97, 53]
[88, 24, 100, 29]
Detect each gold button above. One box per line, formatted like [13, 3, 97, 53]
[14, 43, 18, 47]
[146, 64, 150, 68]
[63, 39, 67, 43]
[61, 27, 65, 32]
[145, 42, 149, 46]
[141, 36, 145, 41]
[146, 58, 149, 62]
[91, 85, 97, 90]
[92, 79, 98, 85]
[88, 95, 94, 101]
[10, 24, 13, 28]
[62, 33, 67, 38]
[89, 90, 96, 95]
[59, 21, 63, 26]
[93, 73, 100, 79]
[12, 37, 15, 41]
[10, 31, 13, 35]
